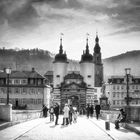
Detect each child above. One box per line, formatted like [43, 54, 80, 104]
[49, 106, 54, 122]
[73, 107, 78, 123]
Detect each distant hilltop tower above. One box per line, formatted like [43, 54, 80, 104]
[93, 33, 103, 87]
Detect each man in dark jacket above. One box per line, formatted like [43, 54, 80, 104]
[95, 104, 101, 120]
[86, 104, 90, 118]
[90, 105, 94, 117]
[115, 108, 126, 129]
[54, 103, 60, 125]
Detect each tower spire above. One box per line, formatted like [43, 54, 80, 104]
[95, 31, 99, 43]
[86, 33, 89, 54]
[59, 33, 64, 54]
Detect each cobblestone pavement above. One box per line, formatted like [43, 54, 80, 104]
[0, 116, 140, 140]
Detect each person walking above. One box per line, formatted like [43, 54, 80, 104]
[90, 105, 94, 118]
[69, 105, 74, 124]
[49, 106, 54, 122]
[61, 103, 69, 125]
[73, 107, 78, 123]
[54, 103, 60, 125]
[42, 104, 48, 118]
[95, 104, 101, 120]
[115, 108, 126, 129]
[86, 104, 90, 118]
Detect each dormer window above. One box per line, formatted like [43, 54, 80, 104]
[30, 79, 34, 85]
[38, 79, 42, 85]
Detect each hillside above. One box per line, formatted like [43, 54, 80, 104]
[0, 48, 79, 75]
[0, 48, 140, 79]
[103, 50, 140, 80]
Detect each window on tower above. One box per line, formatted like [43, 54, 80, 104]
[56, 75, 60, 78]
[88, 75, 91, 78]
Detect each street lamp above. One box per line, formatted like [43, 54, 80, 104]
[6, 67, 12, 105]
[125, 68, 131, 106]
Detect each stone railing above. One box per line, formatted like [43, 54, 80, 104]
[100, 106, 140, 122]
[124, 106, 140, 122]
[12, 110, 43, 122]
[0, 104, 12, 121]
[100, 110, 120, 123]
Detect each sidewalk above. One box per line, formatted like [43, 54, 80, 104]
[125, 122, 140, 135]
[0, 116, 140, 140]
[0, 118, 47, 140]
[0, 117, 45, 131]
[0, 121, 15, 131]
[0, 116, 140, 136]
[89, 117, 140, 139]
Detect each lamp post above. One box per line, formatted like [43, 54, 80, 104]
[6, 68, 12, 105]
[125, 68, 131, 106]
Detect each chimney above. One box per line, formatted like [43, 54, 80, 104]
[32, 67, 35, 72]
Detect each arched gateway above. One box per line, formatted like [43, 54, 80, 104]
[60, 72, 86, 111]
[52, 34, 103, 111]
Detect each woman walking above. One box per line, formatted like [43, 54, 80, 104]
[61, 104, 70, 125]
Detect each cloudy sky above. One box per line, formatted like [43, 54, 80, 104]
[0, 0, 140, 60]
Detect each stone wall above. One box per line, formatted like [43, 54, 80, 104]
[101, 106, 140, 122]
[12, 110, 42, 122]
[100, 110, 119, 123]
[0, 104, 12, 121]
[125, 106, 140, 122]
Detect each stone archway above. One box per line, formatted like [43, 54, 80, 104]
[68, 95, 79, 110]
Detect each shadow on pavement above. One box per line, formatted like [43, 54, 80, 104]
[117, 128, 131, 133]
[60, 125, 69, 128]
[49, 125, 57, 128]
[45, 122, 53, 124]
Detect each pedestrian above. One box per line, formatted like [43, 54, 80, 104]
[61, 103, 69, 125]
[54, 103, 60, 125]
[90, 105, 94, 117]
[115, 108, 126, 129]
[49, 106, 54, 122]
[95, 104, 101, 120]
[69, 105, 74, 124]
[86, 104, 90, 118]
[42, 104, 48, 118]
[73, 107, 78, 123]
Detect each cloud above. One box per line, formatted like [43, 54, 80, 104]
[0, 0, 140, 39]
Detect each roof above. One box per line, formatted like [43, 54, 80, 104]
[44, 71, 53, 76]
[22, 71, 45, 79]
[0, 69, 45, 79]
[64, 71, 83, 79]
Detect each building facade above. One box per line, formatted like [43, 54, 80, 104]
[0, 68, 51, 109]
[105, 75, 140, 109]
[52, 35, 103, 111]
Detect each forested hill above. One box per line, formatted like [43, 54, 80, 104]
[1, 48, 140, 78]
[0, 48, 54, 75]
[0, 48, 79, 75]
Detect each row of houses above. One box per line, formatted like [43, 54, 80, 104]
[1, 67, 140, 110]
[0, 68, 51, 110]
[105, 75, 140, 109]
